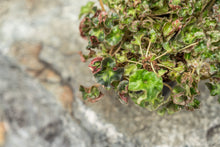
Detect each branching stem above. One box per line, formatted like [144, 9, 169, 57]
[191, 68, 195, 75]
[127, 60, 142, 65]
[150, 62, 157, 75]
[112, 42, 123, 56]
[178, 42, 199, 52]
[154, 51, 169, 60]
[140, 45, 144, 57]
[163, 83, 173, 94]
[109, 46, 114, 55]
[145, 40, 151, 58]
[157, 63, 174, 71]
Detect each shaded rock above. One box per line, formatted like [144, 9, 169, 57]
[207, 124, 220, 147]
[0, 54, 91, 147]
[0, 54, 134, 147]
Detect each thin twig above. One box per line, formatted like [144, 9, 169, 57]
[140, 45, 144, 57]
[191, 68, 195, 75]
[201, 0, 216, 13]
[99, 0, 105, 11]
[109, 46, 114, 56]
[178, 42, 199, 52]
[157, 63, 174, 71]
[112, 42, 123, 56]
[126, 60, 142, 65]
[153, 51, 169, 60]
[163, 83, 173, 94]
[154, 94, 171, 110]
[145, 40, 151, 58]
[150, 62, 157, 75]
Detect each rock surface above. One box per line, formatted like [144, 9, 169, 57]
[0, 54, 133, 147]
[0, 54, 91, 147]
[0, 0, 220, 147]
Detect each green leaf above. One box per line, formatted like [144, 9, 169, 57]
[174, 62, 185, 73]
[162, 42, 172, 52]
[194, 41, 208, 53]
[173, 85, 185, 94]
[207, 30, 220, 43]
[104, 13, 119, 29]
[105, 26, 124, 46]
[187, 99, 200, 110]
[150, 0, 165, 9]
[163, 22, 173, 37]
[124, 64, 138, 76]
[79, 2, 95, 19]
[127, 7, 136, 18]
[79, 85, 103, 102]
[122, 42, 134, 50]
[182, 27, 205, 44]
[94, 57, 124, 88]
[128, 20, 140, 32]
[166, 103, 180, 114]
[117, 80, 129, 104]
[163, 20, 181, 39]
[205, 82, 220, 96]
[149, 29, 157, 43]
[128, 69, 163, 103]
[157, 108, 166, 116]
[131, 32, 145, 46]
[160, 60, 176, 68]
[118, 80, 128, 92]
[203, 17, 217, 30]
[158, 69, 168, 76]
[115, 51, 127, 63]
[120, 17, 133, 27]
[169, 0, 181, 6]
[89, 28, 105, 42]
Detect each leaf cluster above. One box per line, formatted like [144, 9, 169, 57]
[79, 0, 220, 115]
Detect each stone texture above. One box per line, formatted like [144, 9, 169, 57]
[0, 0, 220, 146]
[0, 54, 133, 147]
[9, 41, 74, 113]
[0, 54, 91, 147]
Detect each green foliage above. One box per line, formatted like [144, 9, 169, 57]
[79, 2, 95, 19]
[79, 85, 103, 103]
[94, 57, 124, 88]
[206, 82, 220, 98]
[105, 26, 124, 46]
[79, 0, 220, 115]
[124, 64, 137, 76]
[128, 69, 163, 102]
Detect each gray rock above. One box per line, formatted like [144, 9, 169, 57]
[0, 54, 91, 147]
[0, 54, 134, 147]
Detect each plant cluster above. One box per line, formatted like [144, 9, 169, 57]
[79, 0, 220, 115]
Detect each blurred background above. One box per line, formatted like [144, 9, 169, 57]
[0, 0, 220, 147]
